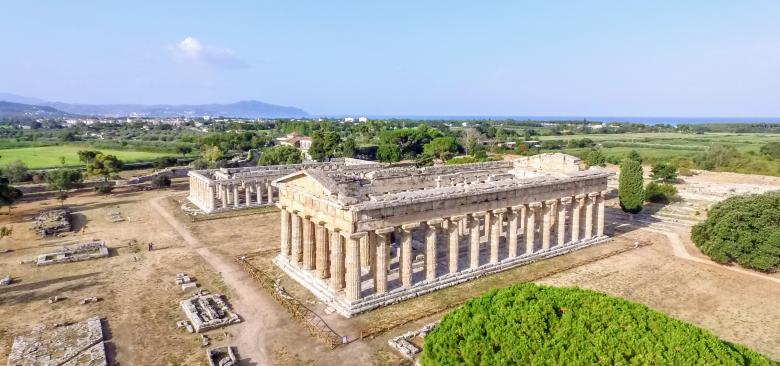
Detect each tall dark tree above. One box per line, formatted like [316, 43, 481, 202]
[0, 177, 22, 214]
[619, 158, 644, 213]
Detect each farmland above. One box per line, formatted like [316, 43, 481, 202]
[0, 145, 170, 169]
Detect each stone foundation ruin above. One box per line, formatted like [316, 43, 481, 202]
[180, 291, 241, 333]
[36, 241, 109, 266]
[8, 317, 107, 366]
[207, 346, 238, 366]
[32, 208, 72, 237]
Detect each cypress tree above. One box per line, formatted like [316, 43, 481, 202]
[619, 158, 644, 213]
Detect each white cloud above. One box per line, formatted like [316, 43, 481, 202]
[170, 36, 249, 69]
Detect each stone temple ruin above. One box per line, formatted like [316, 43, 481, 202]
[8, 317, 107, 366]
[36, 241, 109, 266]
[33, 208, 72, 237]
[187, 158, 381, 214]
[272, 153, 613, 317]
[180, 291, 241, 333]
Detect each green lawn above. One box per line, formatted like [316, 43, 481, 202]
[0, 145, 170, 169]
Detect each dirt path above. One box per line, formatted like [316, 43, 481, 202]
[643, 226, 780, 285]
[150, 196, 279, 366]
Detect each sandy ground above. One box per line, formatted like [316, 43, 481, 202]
[1, 169, 779, 365]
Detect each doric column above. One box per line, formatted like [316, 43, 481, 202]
[489, 210, 503, 264]
[425, 219, 442, 281]
[597, 190, 607, 237]
[508, 206, 521, 258]
[585, 193, 597, 239]
[572, 194, 585, 242]
[367, 231, 377, 283]
[208, 185, 216, 211]
[233, 185, 240, 208]
[221, 185, 228, 208]
[245, 185, 252, 206]
[360, 235, 371, 268]
[329, 230, 345, 290]
[279, 208, 291, 256]
[374, 228, 393, 294]
[256, 182, 262, 204]
[558, 197, 571, 246]
[400, 223, 419, 288]
[315, 222, 329, 278]
[266, 183, 273, 204]
[526, 203, 541, 254]
[542, 200, 555, 250]
[302, 216, 315, 270]
[290, 212, 302, 264]
[447, 216, 463, 274]
[345, 234, 363, 301]
[469, 212, 484, 269]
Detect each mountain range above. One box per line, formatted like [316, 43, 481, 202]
[0, 93, 308, 118]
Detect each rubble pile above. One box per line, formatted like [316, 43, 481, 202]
[32, 209, 72, 237]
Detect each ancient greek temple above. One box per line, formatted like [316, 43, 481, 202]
[273, 153, 613, 317]
[187, 158, 380, 213]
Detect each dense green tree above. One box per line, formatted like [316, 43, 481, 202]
[619, 158, 644, 213]
[77, 150, 100, 164]
[651, 163, 678, 183]
[341, 138, 356, 158]
[423, 137, 460, 161]
[376, 144, 402, 163]
[414, 153, 434, 167]
[627, 149, 643, 164]
[86, 153, 123, 182]
[421, 284, 771, 366]
[583, 148, 606, 168]
[694, 145, 741, 170]
[176, 145, 193, 157]
[45, 168, 82, 206]
[154, 156, 178, 169]
[0, 177, 22, 214]
[692, 192, 780, 271]
[203, 146, 224, 163]
[2, 160, 28, 183]
[258, 146, 302, 166]
[308, 131, 327, 162]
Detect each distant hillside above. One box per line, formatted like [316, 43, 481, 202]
[0, 93, 308, 118]
[0, 101, 71, 118]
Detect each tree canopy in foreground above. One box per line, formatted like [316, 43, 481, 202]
[421, 284, 771, 366]
[692, 192, 780, 272]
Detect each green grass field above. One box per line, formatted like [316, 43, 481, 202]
[0, 145, 170, 169]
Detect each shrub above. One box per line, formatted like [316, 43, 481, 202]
[618, 158, 644, 213]
[154, 156, 178, 169]
[691, 192, 780, 272]
[760, 141, 780, 159]
[258, 145, 302, 166]
[421, 284, 771, 365]
[93, 181, 115, 194]
[645, 182, 677, 203]
[583, 148, 606, 168]
[2, 160, 29, 183]
[150, 175, 172, 189]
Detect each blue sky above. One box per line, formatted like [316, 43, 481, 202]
[2, 1, 779, 116]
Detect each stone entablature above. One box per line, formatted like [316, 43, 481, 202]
[186, 158, 381, 213]
[272, 153, 613, 317]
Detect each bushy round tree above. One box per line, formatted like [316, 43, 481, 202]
[619, 158, 644, 213]
[421, 284, 772, 365]
[692, 192, 780, 271]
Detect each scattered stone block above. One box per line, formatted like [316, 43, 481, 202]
[79, 297, 100, 305]
[181, 282, 198, 291]
[48, 296, 60, 304]
[1, 275, 12, 285]
[201, 334, 210, 347]
[32, 208, 72, 237]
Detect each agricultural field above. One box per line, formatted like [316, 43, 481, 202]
[0, 145, 170, 169]
[538, 132, 780, 175]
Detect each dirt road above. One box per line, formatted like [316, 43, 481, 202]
[150, 196, 279, 365]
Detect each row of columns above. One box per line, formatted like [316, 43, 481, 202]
[279, 191, 607, 302]
[213, 181, 275, 209]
